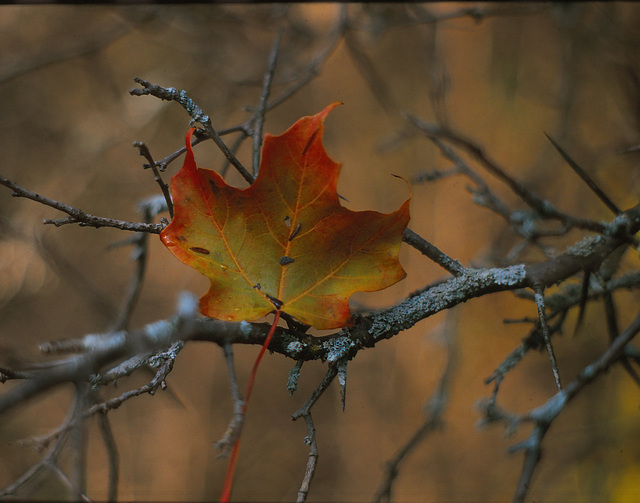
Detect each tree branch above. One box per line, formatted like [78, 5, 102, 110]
[406, 116, 611, 234]
[479, 307, 640, 503]
[0, 174, 163, 233]
[3, 199, 638, 418]
[129, 78, 255, 185]
[251, 31, 281, 176]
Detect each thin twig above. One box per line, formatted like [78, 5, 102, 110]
[129, 78, 255, 185]
[406, 116, 608, 234]
[47, 461, 92, 503]
[96, 409, 119, 503]
[71, 382, 89, 498]
[0, 408, 73, 498]
[108, 195, 170, 332]
[220, 131, 250, 179]
[481, 308, 640, 503]
[296, 413, 319, 503]
[148, 119, 258, 175]
[0, 175, 163, 233]
[269, 5, 348, 109]
[292, 366, 338, 420]
[374, 313, 458, 502]
[0, 16, 150, 86]
[130, 8, 344, 182]
[133, 141, 173, 218]
[290, 366, 339, 503]
[18, 349, 181, 455]
[344, 29, 395, 113]
[534, 288, 562, 390]
[485, 313, 567, 392]
[88, 352, 180, 416]
[510, 423, 548, 503]
[252, 31, 281, 176]
[544, 133, 621, 216]
[402, 228, 467, 276]
[216, 343, 246, 458]
[220, 311, 282, 502]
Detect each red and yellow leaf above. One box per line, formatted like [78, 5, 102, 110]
[161, 103, 410, 329]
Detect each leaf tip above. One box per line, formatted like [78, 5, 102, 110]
[390, 173, 413, 204]
[318, 102, 343, 122]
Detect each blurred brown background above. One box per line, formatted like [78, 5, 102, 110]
[1, 3, 640, 501]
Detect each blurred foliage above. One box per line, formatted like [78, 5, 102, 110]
[1, 3, 639, 501]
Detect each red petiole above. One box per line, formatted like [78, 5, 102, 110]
[219, 309, 281, 502]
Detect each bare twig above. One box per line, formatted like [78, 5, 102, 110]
[89, 348, 181, 416]
[0, 294, 196, 415]
[480, 308, 640, 503]
[485, 313, 568, 394]
[534, 288, 562, 390]
[269, 5, 348, 109]
[109, 204, 152, 332]
[374, 313, 459, 502]
[0, 15, 152, 86]
[344, 29, 395, 113]
[129, 78, 255, 185]
[0, 366, 31, 382]
[292, 366, 338, 421]
[47, 461, 92, 503]
[290, 366, 339, 502]
[133, 141, 174, 218]
[2, 201, 638, 418]
[220, 131, 250, 179]
[407, 124, 513, 223]
[0, 394, 78, 499]
[96, 409, 119, 503]
[71, 383, 89, 498]
[544, 133, 621, 216]
[216, 343, 246, 458]
[296, 413, 319, 503]
[510, 423, 548, 503]
[16, 347, 182, 456]
[251, 32, 281, 176]
[108, 195, 170, 332]
[0, 175, 163, 233]
[406, 116, 609, 234]
[403, 228, 467, 276]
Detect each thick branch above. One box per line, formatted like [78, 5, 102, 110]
[2, 205, 638, 415]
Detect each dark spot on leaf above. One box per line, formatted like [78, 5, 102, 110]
[265, 294, 284, 309]
[189, 247, 210, 255]
[280, 256, 295, 266]
[253, 283, 261, 290]
[178, 235, 187, 242]
[284, 215, 291, 228]
[288, 222, 302, 241]
[302, 129, 318, 155]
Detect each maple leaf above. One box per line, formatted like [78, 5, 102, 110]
[160, 103, 410, 329]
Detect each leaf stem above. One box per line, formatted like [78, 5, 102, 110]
[220, 309, 281, 502]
